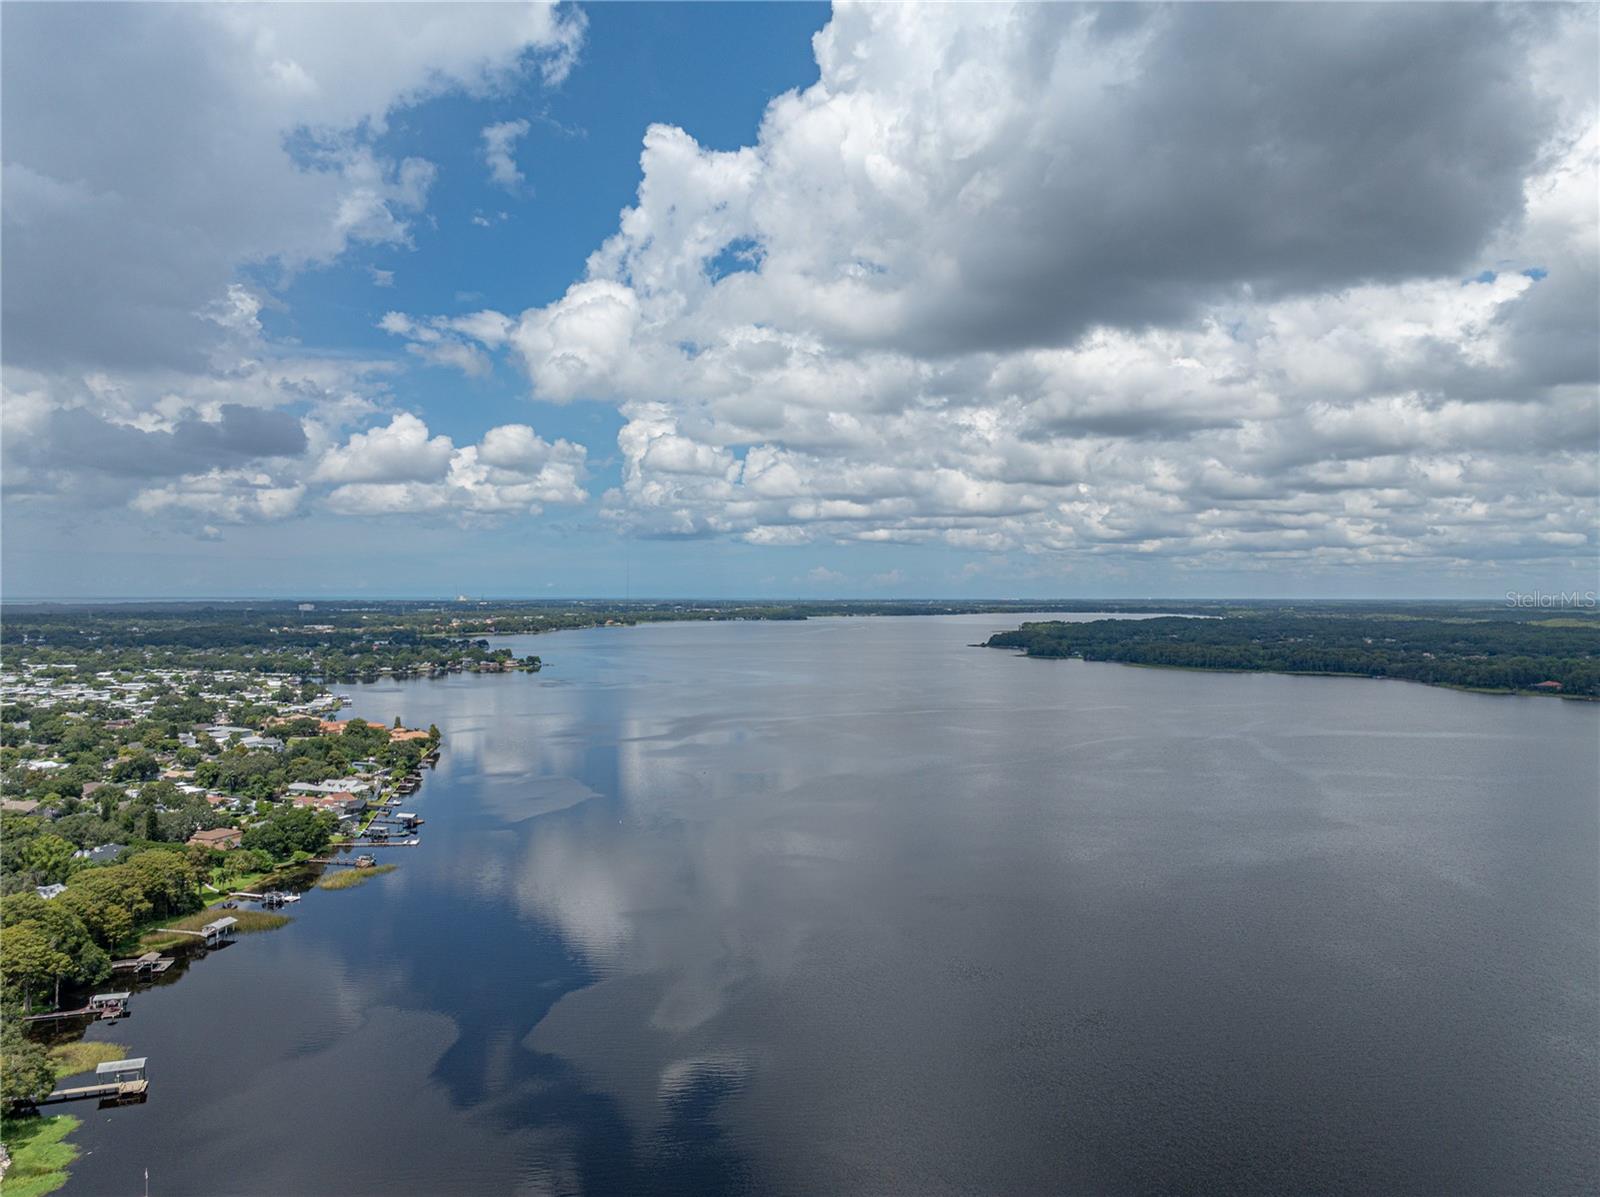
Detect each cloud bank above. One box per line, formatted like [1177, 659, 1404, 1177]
[2, 2, 587, 526]
[5, 2, 1596, 589]
[395, 2, 1596, 578]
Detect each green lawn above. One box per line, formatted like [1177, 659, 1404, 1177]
[0, 1114, 80, 1197]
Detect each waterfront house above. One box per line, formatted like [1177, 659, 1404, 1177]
[286, 778, 371, 797]
[36, 883, 67, 900]
[188, 827, 244, 849]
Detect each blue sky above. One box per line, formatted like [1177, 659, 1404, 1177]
[3, 3, 1595, 599]
[260, 2, 830, 535]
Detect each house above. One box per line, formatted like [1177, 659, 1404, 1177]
[36, 883, 67, 900]
[1531, 680, 1564, 691]
[1, 799, 41, 815]
[286, 779, 371, 797]
[81, 781, 106, 798]
[204, 725, 255, 743]
[188, 827, 244, 850]
[292, 791, 366, 817]
[317, 720, 347, 735]
[239, 735, 285, 753]
[73, 843, 125, 866]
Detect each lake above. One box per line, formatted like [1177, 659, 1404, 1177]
[62, 614, 1599, 1194]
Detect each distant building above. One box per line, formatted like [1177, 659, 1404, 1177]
[36, 883, 67, 900]
[296, 791, 367, 817]
[239, 735, 285, 752]
[1531, 680, 1564, 691]
[1, 799, 41, 815]
[188, 827, 244, 850]
[297, 603, 316, 612]
[286, 779, 371, 797]
[73, 843, 125, 866]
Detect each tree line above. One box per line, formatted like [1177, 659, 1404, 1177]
[985, 612, 1600, 695]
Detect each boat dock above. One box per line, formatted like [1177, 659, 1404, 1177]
[231, 890, 300, 905]
[23, 993, 130, 1024]
[152, 915, 239, 945]
[29, 1059, 149, 1108]
[111, 951, 175, 974]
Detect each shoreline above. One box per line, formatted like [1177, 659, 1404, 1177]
[2, 732, 443, 1196]
[990, 648, 1599, 700]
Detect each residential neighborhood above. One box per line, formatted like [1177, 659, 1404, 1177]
[1, 657, 441, 1032]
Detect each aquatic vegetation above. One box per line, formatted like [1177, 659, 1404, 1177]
[316, 863, 397, 890]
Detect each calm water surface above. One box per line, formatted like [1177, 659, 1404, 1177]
[63, 615, 1598, 1195]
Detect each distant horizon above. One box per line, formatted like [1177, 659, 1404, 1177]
[2, 593, 1584, 606]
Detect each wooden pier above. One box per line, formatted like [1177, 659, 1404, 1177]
[15, 1059, 150, 1111]
[111, 951, 175, 974]
[35, 1079, 148, 1106]
[153, 915, 237, 945]
[22, 996, 127, 1025]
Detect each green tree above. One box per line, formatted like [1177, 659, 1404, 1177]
[0, 922, 72, 1011]
[0, 1010, 56, 1104]
[18, 834, 75, 885]
[241, 806, 336, 860]
[110, 751, 159, 782]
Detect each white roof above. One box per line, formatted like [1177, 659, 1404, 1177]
[97, 1057, 147, 1074]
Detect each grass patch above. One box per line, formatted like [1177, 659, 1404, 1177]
[47, 1042, 128, 1081]
[198, 868, 280, 903]
[0, 1114, 81, 1197]
[138, 908, 289, 951]
[316, 863, 397, 890]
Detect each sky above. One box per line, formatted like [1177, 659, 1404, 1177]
[2, 1, 1596, 600]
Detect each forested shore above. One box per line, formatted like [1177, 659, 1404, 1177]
[985, 609, 1600, 696]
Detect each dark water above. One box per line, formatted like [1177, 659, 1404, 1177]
[61, 615, 1598, 1195]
